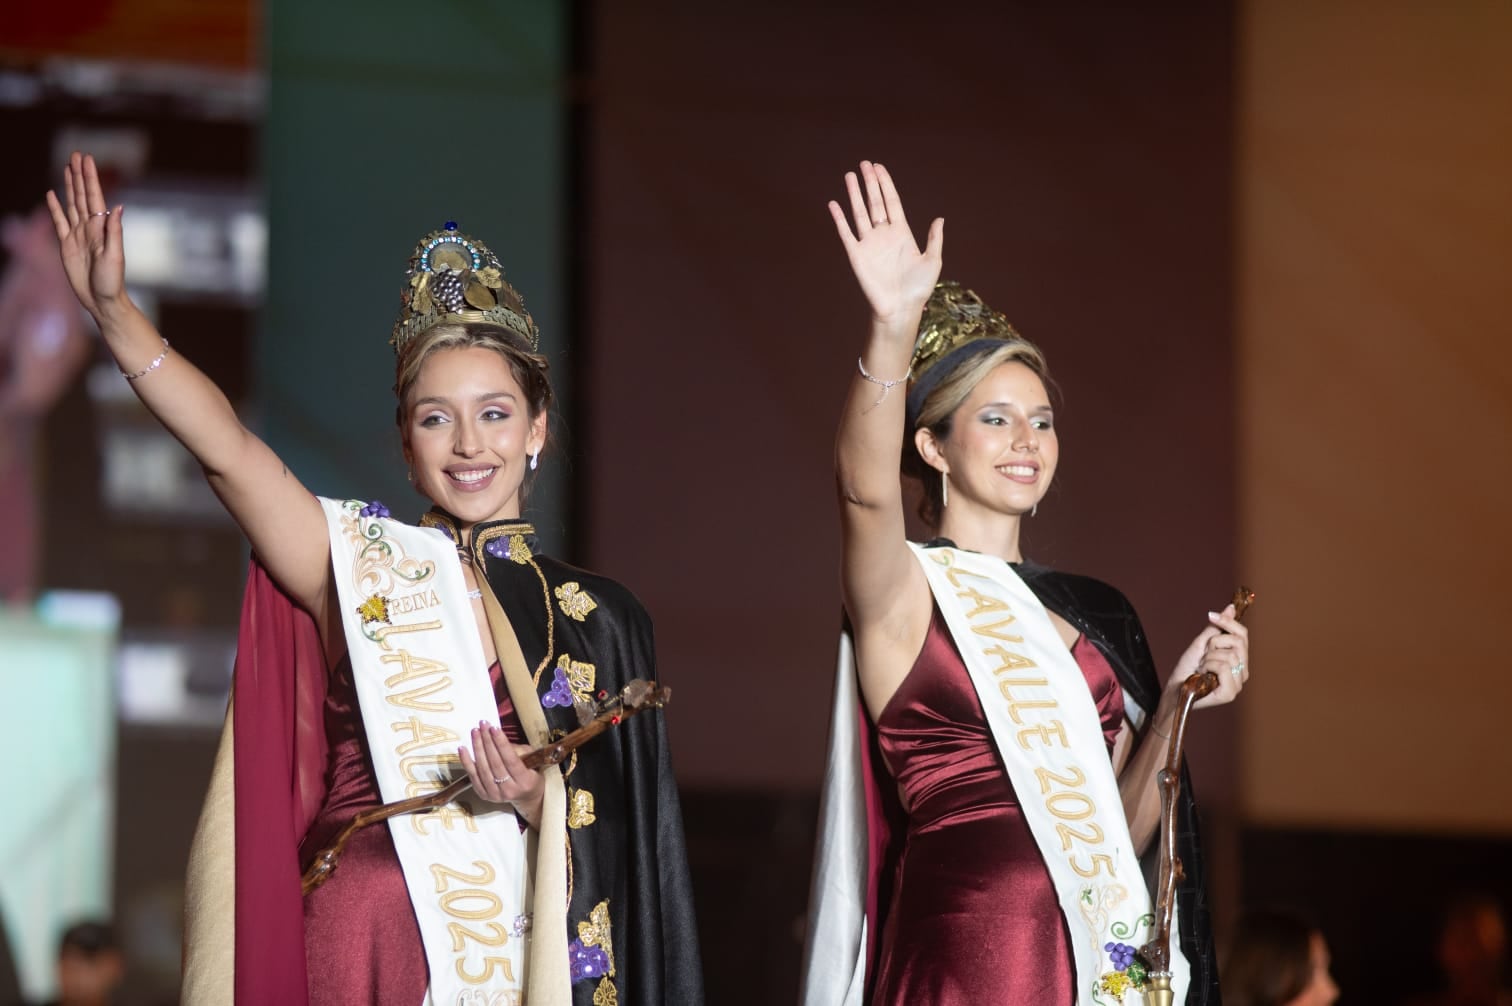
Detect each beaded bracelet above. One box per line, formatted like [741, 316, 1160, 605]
[122, 338, 170, 381]
[856, 356, 910, 408]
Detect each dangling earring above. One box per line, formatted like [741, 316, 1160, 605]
[1031, 502, 1038, 517]
[406, 470, 413, 484]
[941, 470, 949, 508]
[529, 450, 539, 472]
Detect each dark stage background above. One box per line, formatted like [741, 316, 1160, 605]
[581, 7, 1239, 998]
[2, 2, 1510, 1005]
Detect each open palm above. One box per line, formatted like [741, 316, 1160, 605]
[44, 152, 126, 319]
[828, 161, 943, 322]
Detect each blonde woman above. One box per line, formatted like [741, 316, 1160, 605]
[802, 161, 1244, 1004]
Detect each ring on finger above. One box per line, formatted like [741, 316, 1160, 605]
[1231, 660, 1246, 678]
[90, 210, 110, 218]
[492, 775, 510, 785]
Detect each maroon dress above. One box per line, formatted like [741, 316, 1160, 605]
[871, 606, 1125, 1005]
[299, 659, 526, 1005]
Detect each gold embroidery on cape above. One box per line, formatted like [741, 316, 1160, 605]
[555, 581, 598, 621]
[557, 654, 596, 706]
[577, 899, 616, 976]
[466, 522, 556, 686]
[417, 510, 459, 536]
[567, 788, 597, 829]
[593, 977, 618, 1005]
[529, 557, 556, 686]
[507, 534, 532, 563]
[467, 520, 535, 566]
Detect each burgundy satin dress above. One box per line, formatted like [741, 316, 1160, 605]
[871, 606, 1125, 1005]
[299, 660, 525, 1005]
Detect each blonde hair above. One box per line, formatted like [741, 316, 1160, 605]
[394, 322, 554, 423]
[394, 322, 555, 505]
[905, 340, 1053, 527]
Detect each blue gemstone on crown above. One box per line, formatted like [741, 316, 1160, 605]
[444, 220, 458, 231]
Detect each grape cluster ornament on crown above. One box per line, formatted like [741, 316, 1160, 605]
[390, 221, 538, 356]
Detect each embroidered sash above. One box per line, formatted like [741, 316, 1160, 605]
[912, 543, 1188, 1004]
[321, 498, 531, 1005]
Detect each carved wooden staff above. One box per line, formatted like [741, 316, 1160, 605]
[300, 679, 670, 895]
[1140, 587, 1254, 1006]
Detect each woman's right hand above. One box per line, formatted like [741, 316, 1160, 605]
[44, 153, 336, 626]
[1164, 604, 1250, 712]
[828, 160, 944, 324]
[44, 152, 128, 322]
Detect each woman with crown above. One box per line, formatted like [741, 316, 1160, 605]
[46, 153, 703, 1005]
[799, 161, 1245, 1004]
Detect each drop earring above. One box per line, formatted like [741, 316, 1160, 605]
[1031, 502, 1037, 517]
[529, 450, 539, 472]
[941, 470, 949, 508]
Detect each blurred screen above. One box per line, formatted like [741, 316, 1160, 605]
[116, 632, 236, 727]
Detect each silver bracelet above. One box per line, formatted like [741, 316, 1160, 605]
[856, 356, 910, 408]
[122, 338, 170, 381]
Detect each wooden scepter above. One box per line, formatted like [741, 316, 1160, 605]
[1139, 587, 1255, 1006]
[300, 678, 670, 895]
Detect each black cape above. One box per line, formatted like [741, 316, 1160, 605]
[426, 511, 706, 1005]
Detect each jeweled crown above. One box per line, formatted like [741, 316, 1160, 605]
[390, 221, 538, 356]
[911, 281, 1022, 382]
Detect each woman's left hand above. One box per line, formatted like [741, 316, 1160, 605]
[1165, 603, 1250, 709]
[459, 722, 545, 827]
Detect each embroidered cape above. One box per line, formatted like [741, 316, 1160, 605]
[182, 512, 704, 1005]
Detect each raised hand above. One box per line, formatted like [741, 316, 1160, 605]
[44, 152, 127, 321]
[828, 161, 944, 323]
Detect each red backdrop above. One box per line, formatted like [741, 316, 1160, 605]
[581, 3, 1239, 798]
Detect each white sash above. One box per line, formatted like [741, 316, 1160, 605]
[912, 543, 1188, 1005]
[322, 498, 531, 1006]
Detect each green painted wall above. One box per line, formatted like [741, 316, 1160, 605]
[260, 1, 571, 549]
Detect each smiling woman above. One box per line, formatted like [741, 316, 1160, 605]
[905, 333, 1055, 527]
[45, 154, 703, 1006]
[801, 162, 1244, 1005]
[398, 326, 552, 523]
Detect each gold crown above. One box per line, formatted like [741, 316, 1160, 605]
[391, 222, 538, 356]
[911, 281, 1021, 381]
